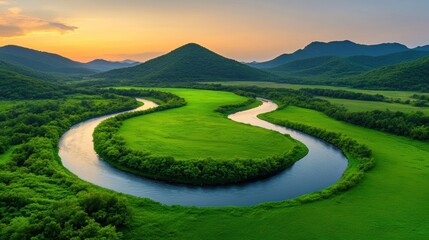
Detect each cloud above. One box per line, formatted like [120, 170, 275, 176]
[0, 25, 23, 37]
[0, 7, 77, 37]
[0, 0, 9, 5]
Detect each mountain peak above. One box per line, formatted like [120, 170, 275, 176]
[97, 43, 276, 82]
[172, 43, 209, 53]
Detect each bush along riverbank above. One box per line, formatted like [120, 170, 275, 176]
[93, 94, 308, 185]
[259, 113, 375, 204]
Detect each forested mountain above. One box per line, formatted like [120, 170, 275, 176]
[249, 40, 409, 68]
[269, 50, 429, 80]
[96, 43, 276, 82]
[0, 61, 66, 99]
[348, 56, 429, 90]
[0, 45, 95, 75]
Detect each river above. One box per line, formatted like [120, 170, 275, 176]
[59, 98, 348, 206]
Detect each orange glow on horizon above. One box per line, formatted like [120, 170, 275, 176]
[1, 1, 428, 62]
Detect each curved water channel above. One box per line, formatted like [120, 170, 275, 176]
[59, 98, 348, 207]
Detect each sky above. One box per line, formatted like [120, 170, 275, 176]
[0, 0, 429, 62]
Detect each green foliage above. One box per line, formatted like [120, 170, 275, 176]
[0, 61, 69, 100]
[214, 98, 261, 116]
[349, 56, 429, 91]
[0, 93, 140, 239]
[300, 88, 385, 101]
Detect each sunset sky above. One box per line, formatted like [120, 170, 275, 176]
[1, 0, 429, 62]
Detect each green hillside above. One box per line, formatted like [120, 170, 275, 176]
[0, 61, 66, 99]
[0, 45, 95, 75]
[270, 56, 370, 78]
[96, 43, 277, 82]
[349, 56, 429, 90]
[270, 50, 429, 81]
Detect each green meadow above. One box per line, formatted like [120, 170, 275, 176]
[118, 88, 297, 160]
[319, 96, 429, 114]
[123, 104, 429, 240]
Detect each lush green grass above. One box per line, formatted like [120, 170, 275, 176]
[118, 88, 297, 160]
[209, 81, 429, 100]
[122, 105, 429, 240]
[319, 97, 429, 114]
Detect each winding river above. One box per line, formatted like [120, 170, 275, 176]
[59, 98, 348, 207]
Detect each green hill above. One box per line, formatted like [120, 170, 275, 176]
[0, 61, 66, 99]
[270, 56, 371, 78]
[96, 43, 277, 82]
[0, 45, 95, 75]
[348, 56, 429, 90]
[269, 50, 429, 87]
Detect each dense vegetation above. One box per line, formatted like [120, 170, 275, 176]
[348, 56, 429, 91]
[94, 88, 307, 185]
[268, 50, 429, 81]
[0, 92, 140, 239]
[300, 88, 385, 101]
[0, 61, 69, 100]
[96, 43, 277, 82]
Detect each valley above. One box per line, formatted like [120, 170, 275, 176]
[1, 30, 428, 239]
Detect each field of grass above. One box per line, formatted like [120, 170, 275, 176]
[208, 81, 429, 101]
[319, 97, 429, 114]
[123, 105, 429, 240]
[118, 88, 297, 160]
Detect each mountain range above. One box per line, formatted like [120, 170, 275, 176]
[249, 40, 429, 68]
[269, 50, 429, 80]
[0, 45, 139, 75]
[1, 40, 429, 91]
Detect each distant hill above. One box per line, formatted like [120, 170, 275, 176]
[347, 56, 429, 91]
[97, 43, 276, 82]
[269, 50, 429, 80]
[0, 45, 95, 75]
[0, 61, 66, 99]
[84, 59, 140, 72]
[414, 45, 429, 52]
[249, 40, 409, 68]
[270, 56, 370, 79]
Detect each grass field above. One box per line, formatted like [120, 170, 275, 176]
[118, 88, 297, 160]
[209, 81, 429, 101]
[319, 96, 429, 114]
[124, 105, 429, 239]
